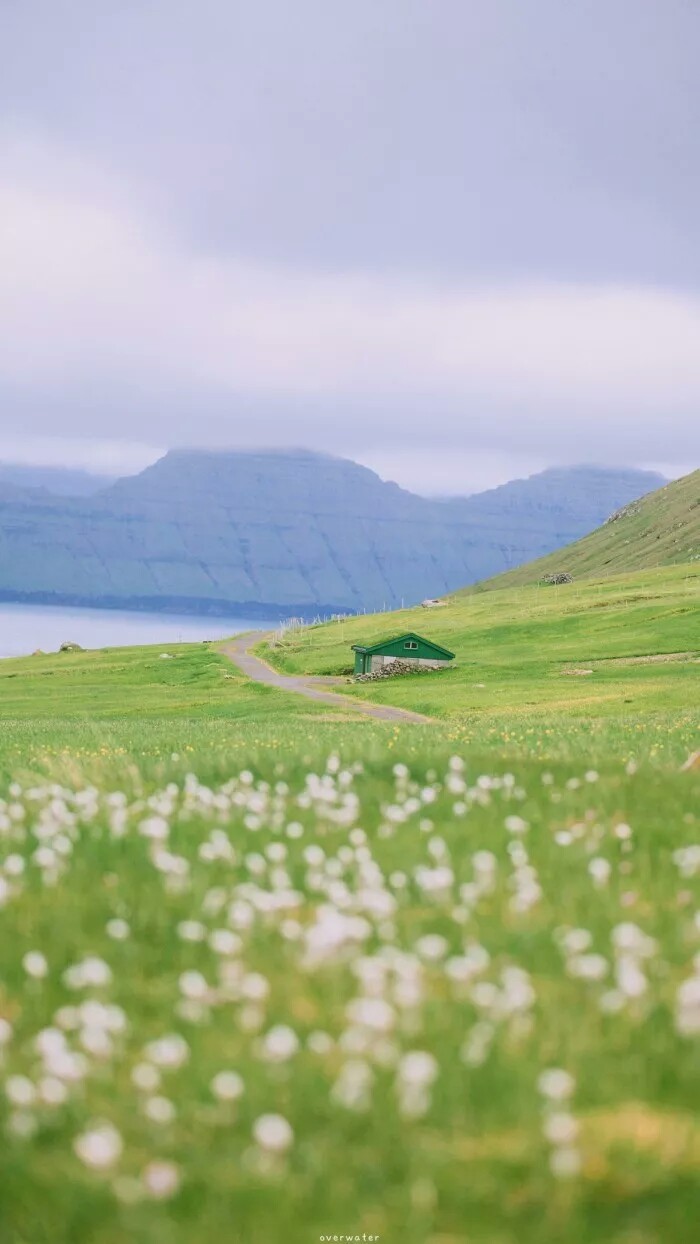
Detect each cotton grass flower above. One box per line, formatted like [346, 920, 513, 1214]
[675, 964, 700, 1037]
[259, 1025, 299, 1062]
[142, 1160, 181, 1199]
[537, 1068, 575, 1102]
[143, 1034, 189, 1070]
[5, 1075, 36, 1107]
[543, 1112, 579, 1145]
[176, 920, 206, 942]
[504, 815, 528, 835]
[588, 857, 612, 887]
[178, 970, 210, 1001]
[22, 951, 48, 979]
[345, 997, 395, 1033]
[211, 1070, 245, 1101]
[63, 956, 112, 990]
[143, 1096, 176, 1124]
[331, 1059, 374, 1111]
[131, 1062, 161, 1092]
[73, 1121, 123, 1170]
[396, 1050, 439, 1119]
[252, 1113, 294, 1153]
[38, 1075, 69, 1106]
[549, 1145, 582, 1177]
[460, 1021, 495, 1067]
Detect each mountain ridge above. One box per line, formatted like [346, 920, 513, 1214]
[0, 450, 666, 618]
[0, 463, 116, 497]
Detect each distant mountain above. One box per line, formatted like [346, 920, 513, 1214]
[471, 469, 699, 591]
[0, 449, 666, 618]
[0, 463, 115, 496]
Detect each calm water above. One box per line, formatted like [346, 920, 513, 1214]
[0, 603, 273, 659]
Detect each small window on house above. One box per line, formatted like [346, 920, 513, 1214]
[404, 640, 418, 650]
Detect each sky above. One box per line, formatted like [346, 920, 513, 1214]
[1, 0, 698, 495]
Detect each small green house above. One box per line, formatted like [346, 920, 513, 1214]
[351, 632, 455, 676]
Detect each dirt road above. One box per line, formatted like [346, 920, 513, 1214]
[220, 632, 432, 724]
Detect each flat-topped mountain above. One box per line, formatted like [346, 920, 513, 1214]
[0, 449, 666, 617]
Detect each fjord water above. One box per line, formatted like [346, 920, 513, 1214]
[0, 603, 271, 659]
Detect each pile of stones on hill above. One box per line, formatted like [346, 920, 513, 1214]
[353, 660, 448, 683]
[541, 572, 573, 585]
[606, 500, 642, 523]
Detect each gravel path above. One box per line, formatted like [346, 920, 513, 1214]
[220, 632, 433, 724]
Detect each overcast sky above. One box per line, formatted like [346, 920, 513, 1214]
[1, 0, 698, 493]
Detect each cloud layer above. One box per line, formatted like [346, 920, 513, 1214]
[1, 0, 698, 491]
[1, 129, 699, 481]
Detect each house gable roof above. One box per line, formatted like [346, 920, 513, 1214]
[351, 631, 455, 659]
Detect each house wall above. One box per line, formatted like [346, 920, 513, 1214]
[370, 654, 446, 672]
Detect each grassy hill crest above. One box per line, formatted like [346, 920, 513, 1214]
[470, 468, 699, 592]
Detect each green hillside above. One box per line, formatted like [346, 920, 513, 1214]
[472, 468, 700, 591]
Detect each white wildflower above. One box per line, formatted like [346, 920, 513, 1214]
[675, 973, 700, 1037]
[259, 1024, 299, 1062]
[38, 1076, 69, 1106]
[74, 1121, 123, 1170]
[588, 857, 611, 886]
[331, 1059, 374, 1111]
[22, 951, 49, 979]
[613, 822, 633, 841]
[543, 1112, 579, 1145]
[414, 933, 449, 962]
[143, 1096, 176, 1124]
[63, 957, 112, 990]
[142, 1160, 181, 1199]
[177, 920, 206, 942]
[252, 1113, 294, 1153]
[537, 1068, 575, 1102]
[209, 929, 241, 955]
[307, 1030, 334, 1055]
[568, 954, 608, 981]
[397, 1051, 438, 1087]
[139, 816, 170, 841]
[143, 1034, 189, 1070]
[178, 970, 209, 1000]
[504, 815, 528, 835]
[5, 1075, 36, 1107]
[211, 1070, 245, 1101]
[132, 1063, 161, 1092]
[549, 1145, 582, 1177]
[345, 997, 395, 1033]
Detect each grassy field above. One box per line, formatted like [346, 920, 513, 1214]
[0, 565, 698, 1244]
[262, 564, 700, 741]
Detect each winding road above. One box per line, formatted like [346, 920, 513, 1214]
[220, 632, 432, 724]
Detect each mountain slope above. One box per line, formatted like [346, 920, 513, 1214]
[0, 449, 666, 617]
[469, 468, 700, 592]
[0, 463, 115, 496]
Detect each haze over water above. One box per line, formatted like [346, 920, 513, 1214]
[0, 603, 269, 659]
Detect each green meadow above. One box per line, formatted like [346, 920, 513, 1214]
[262, 563, 700, 758]
[0, 561, 698, 1244]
